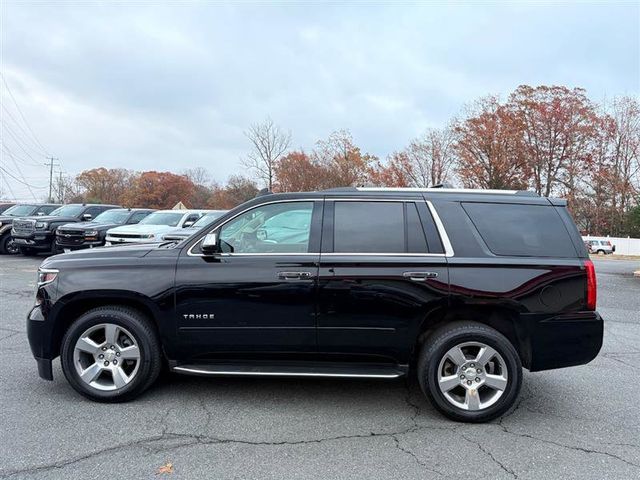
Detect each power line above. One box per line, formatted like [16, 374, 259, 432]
[1, 173, 18, 201]
[1, 147, 43, 201]
[0, 166, 46, 191]
[0, 72, 50, 156]
[2, 124, 44, 167]
[1, 103, 48, 157]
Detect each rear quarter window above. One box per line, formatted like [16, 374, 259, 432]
[461, 202, 577, 257]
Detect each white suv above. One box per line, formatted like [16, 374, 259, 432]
[584, 238, 615, 255]
[105, 210, 209, 245]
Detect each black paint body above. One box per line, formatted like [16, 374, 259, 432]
[27, 190, 603, 380]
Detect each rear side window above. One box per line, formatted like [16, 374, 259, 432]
[334, 202, 404, 253]
[462, 202, 576, 257]
[331, 201, 440, 254]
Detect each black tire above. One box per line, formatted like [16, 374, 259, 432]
[417, 321, 522, 423]
[0, 234, 18, 254]
[60, 306, 162, 402]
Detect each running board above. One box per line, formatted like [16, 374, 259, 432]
[172, 361, 407, 379]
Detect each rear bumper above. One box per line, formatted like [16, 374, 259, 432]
[518, 311, 603, 372]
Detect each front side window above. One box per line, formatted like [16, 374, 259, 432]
[218, 202, 314, 254]
[128, 211, 151, 223]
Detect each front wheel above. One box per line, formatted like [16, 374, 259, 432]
[0, 235, 19, 254]
[418, 321, 522, 423]
[60, 306, 162, 402]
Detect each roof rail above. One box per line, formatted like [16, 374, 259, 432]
[322, 187, 359, 192]
[355, 187, 539, 196]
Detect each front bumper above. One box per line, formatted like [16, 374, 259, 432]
[518, 311, 604, 372]
[12, 232, 54, 250]
[27, 305, 54, 380]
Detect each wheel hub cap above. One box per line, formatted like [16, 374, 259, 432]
[437, 341, 509, 411]
[72, 323, 141, 391]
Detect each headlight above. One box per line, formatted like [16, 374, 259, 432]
[35, 222, 48, 229]
[37, 268, 58, 286]
[84, 230, 98, 236]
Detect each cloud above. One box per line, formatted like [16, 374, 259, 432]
[1, 2, 638, 201]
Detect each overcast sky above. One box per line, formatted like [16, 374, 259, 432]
[1, 1, 639, 202]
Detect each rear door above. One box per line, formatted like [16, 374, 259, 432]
[316, 198, 449, 365]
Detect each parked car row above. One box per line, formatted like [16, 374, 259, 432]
[0, 202, 227, 256]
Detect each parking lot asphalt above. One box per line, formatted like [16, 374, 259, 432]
[0, 255, 639, 479]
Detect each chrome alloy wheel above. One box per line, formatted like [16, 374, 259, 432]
[437, 341, 509, 411]
[73, 323, 141, 391]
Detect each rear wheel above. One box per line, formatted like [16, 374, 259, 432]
[61, 306, 162, 402]
[417, 321, 522, 423]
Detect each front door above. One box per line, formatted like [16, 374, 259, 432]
[175, 200, 323, 358]
[317, 199, 449, 365]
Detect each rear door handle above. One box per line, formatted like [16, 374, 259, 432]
[403, 271, 438, 282]
[277, 271, 313, 280]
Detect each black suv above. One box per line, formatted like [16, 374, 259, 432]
[56, 208, 155, 251]
[27, 188, 602, 422]
[0, 203, 61, 254]
[12, 203, 119, 255]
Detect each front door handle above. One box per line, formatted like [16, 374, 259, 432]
[277, 271, 313, 280]
[403, 271, 438, 282]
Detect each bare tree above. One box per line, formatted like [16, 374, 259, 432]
[242, 117, 291, 190]
[182, 167, 211, 186]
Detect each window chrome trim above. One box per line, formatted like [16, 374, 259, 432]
[426, 201, 454, 257]
[186, 197, 455, 258]
[187, 199, 319, 257]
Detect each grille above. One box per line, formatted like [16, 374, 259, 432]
[12, 219, 35, 236]
[56, 229, 85, 245]
[108, 233, 146, 239]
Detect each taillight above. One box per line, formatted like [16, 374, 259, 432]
[584, 259, 597, 310]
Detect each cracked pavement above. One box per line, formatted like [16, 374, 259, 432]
[1, 255, 639, 479]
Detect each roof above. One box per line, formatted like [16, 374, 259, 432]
[239, 187, 559, 208]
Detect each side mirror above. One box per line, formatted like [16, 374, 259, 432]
[82, 214, 92, 221]
[201, 233, 220, 255]
[37, 212, 45, 216]
[183, 220, 195, 228]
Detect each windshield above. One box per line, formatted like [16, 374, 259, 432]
[3, 204, 38, 216]
[139, 212, 184, 227]
[93, 209, 130, 224]
[49, 205, 85, 217]
[192, 211, 226, 228]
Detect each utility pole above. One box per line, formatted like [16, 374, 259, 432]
[58, 171, 64, 203]
[45, 157, 58, 202]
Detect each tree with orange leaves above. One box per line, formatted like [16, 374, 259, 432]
[454, 96, 530, 190]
